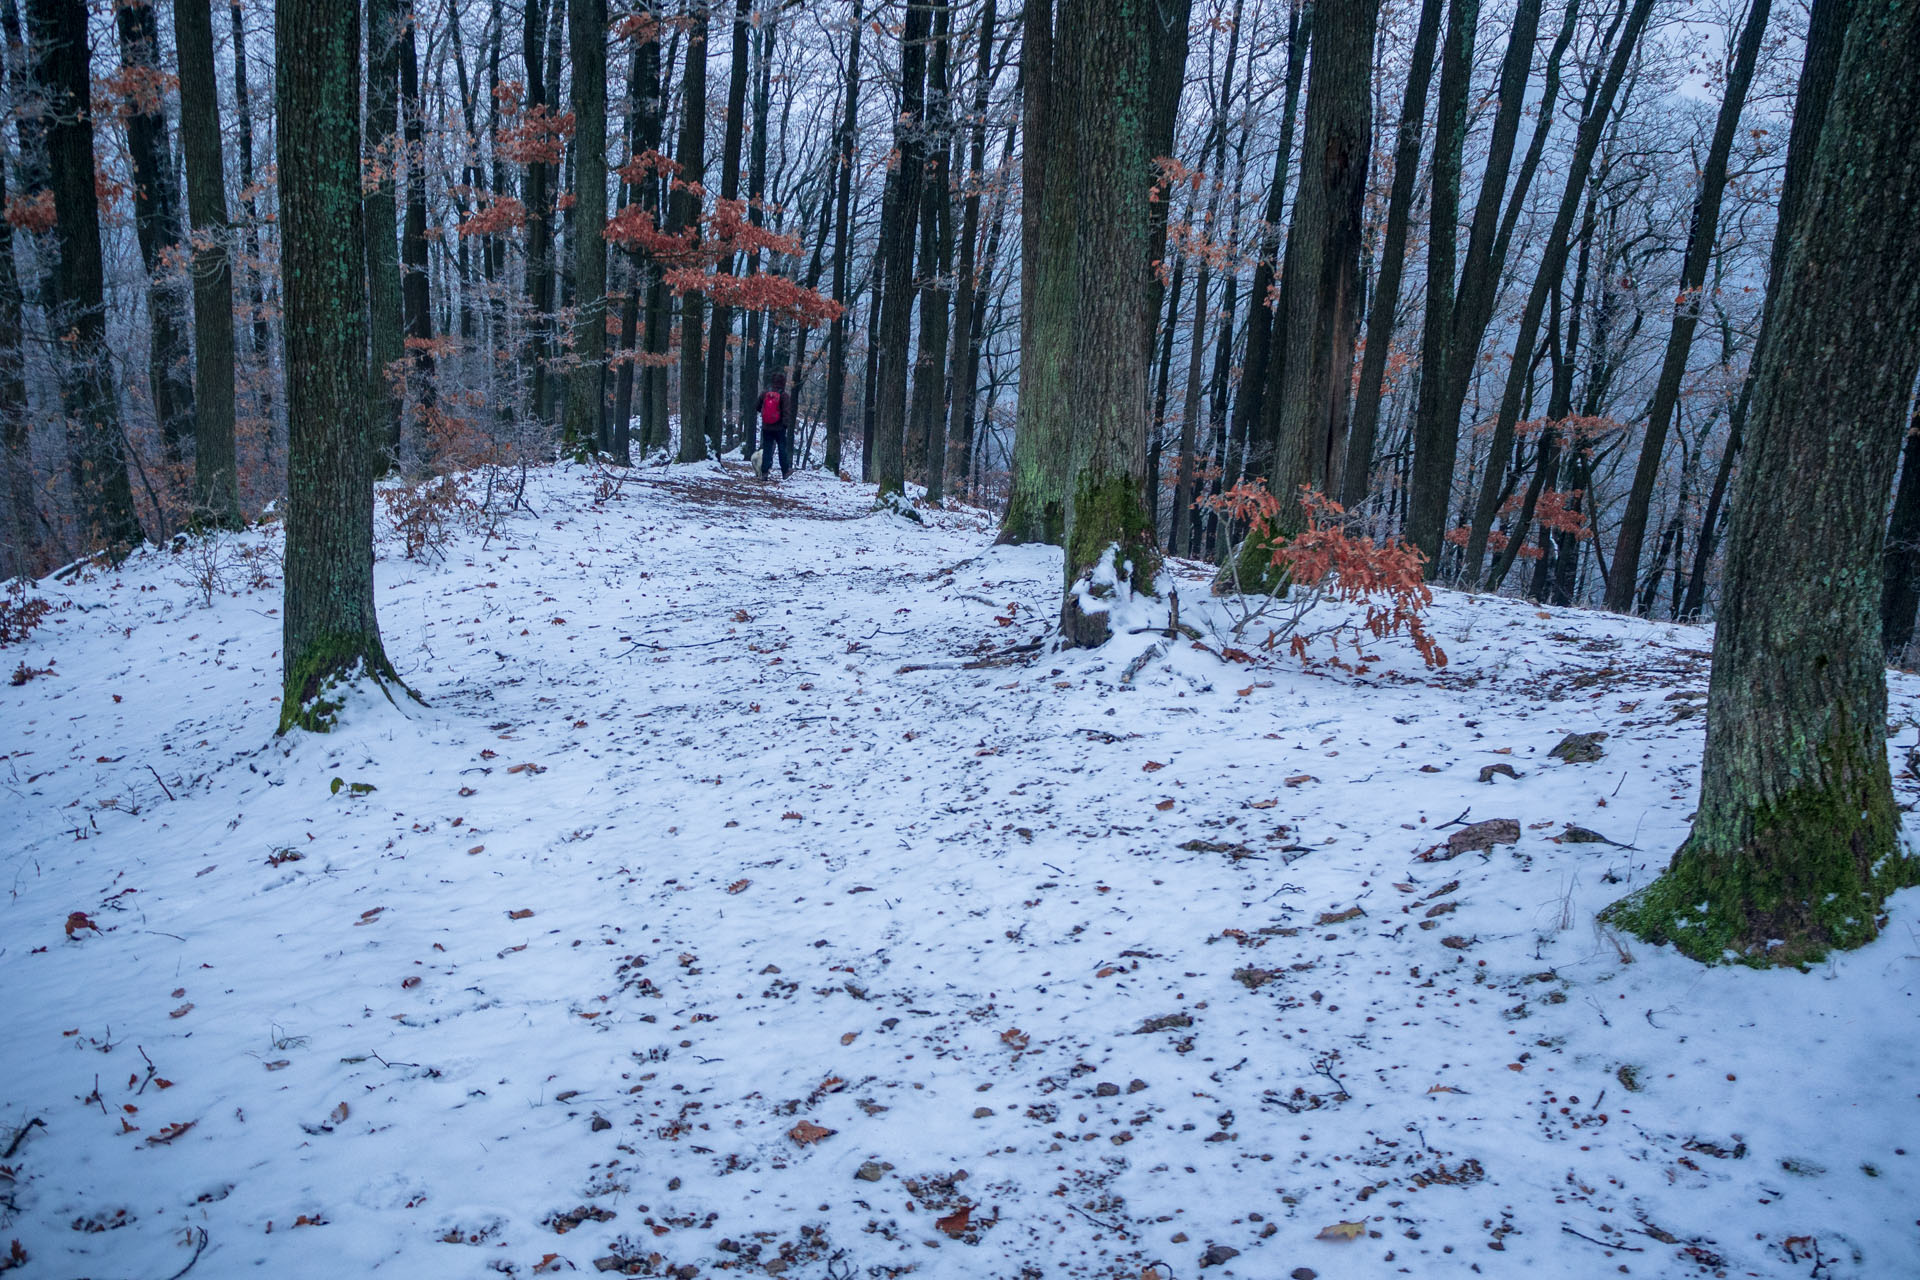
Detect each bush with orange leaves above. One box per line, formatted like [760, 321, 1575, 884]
[1204, 481, 1445, 669]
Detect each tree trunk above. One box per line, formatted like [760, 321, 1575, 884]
[1460, 0, 1656, 583]
[870, 0, 931, 498]
[702, 0, 750, 451]
[673, 6, 710, 461]
[1881, 404, 1920, 655]
[399, 2, 436, 453]
[522, 0, 557, 429]
[229, 1, 275, 461]
[1340, 0, 1441, 511]
[1056, 0, 1161, 646]
[365, 0, 406, 460]
[911, 0, 954, 496]
[1265, 0, 1379, 536]
[942, 0, 996, 500]
[1604, 0, 1771, 611]
[823, 0, 863, 476]
[277, 0, 400, 731]
[28, 0, 144, 554]
[115, 1, 196, 473]
[1401, 0, 1478, 572]
[0, 62, 32, 576]
[1603, 0, 1920, 965]
[738, 13, 775, 441]
[1682, 0, 1853, 621]
[564, 0, 609, 455]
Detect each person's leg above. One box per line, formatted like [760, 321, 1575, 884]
[757, 426, 773, 478]
[777, 428, 793, 479]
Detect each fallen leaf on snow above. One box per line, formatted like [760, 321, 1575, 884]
[726, 879, 751, 894]
[1000, 1028, 1030, 1050]
[1155, 799, 1175, 811]
[935, 1204, 972, 1238]
[1316, 1221, 1366, 1241]
[508, 909, 535, 920]
[145, 1121, 195, 1146]
[787, 1120, 835, 1146]
[1142, 761, 1166, 772]
[64, 911, 100, 939]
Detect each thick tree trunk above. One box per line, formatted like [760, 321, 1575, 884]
[115, 1, 196, 473]
[29, 0, 144, 554]
[1603, 0, 1920, 965]
[523, 0, 558, 429]
[823, 0, 864, 476]
[1460, 0, 1656, 584]
[1056, 0, 1160, 646]
[870, 0, 931, 498]
[1339, 0, 1441, 511]
[0, 93, 31, 576]
[1604, 0, 1771, 611]
[229, 1, 275, 460]
[277, 0, 400, 732]
[673, 6, 710, 461]
[738, 15, 775, 439]
[1401, 0, 1478, 572]
[564, 0, 609, 455]
[1000, 1, 1059, 537]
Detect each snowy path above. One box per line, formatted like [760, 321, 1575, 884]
[3, 461, 1916, 1279]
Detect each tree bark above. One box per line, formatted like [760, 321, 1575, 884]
[942, 0, 997, 500]
[1339, 0, 1441, 511]
[738, 13, 775, 440]
[115, 1, 196, 474]
[702, 0, 750, 450]
[0, 39, 32, 577]
[1603, 0, 1920, 965]
[1604, 0, 1771, 611]
[399, 2, 436, 451]
[870, 0, 931, 498]
[1882, 404, 1920, 655]
[564, 0, 609, 455]
[823, 0, 864, 475]
[28, 0, 144, 554]
[277, 0, 400, 731]
[911, 0, 954, 496]
[672, 5, 710, 461]
[365, 0, 406, 460]
[1056, 0, 1161, 646]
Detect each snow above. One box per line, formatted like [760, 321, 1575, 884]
[3, 459, 1916, 1280]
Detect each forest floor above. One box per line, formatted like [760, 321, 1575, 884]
[3, 459, 1917, 1280]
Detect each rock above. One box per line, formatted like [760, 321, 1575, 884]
[973, 1107, 994, 1118]
[1135, 1012, 1193, 1034]
[1127, 1079, 1149, 1093]
[1441, 817, 1521, 858]
[1200, 1244, 1241, 1267]
[1478, 762, 1521, 784]
[667, 1176, 681, 1191]
[1549, 731, 1608, 763]
[1094, 1082, 1120, 1097]
[1292, 1269, 1318, 1280]
[590, 1115, 612, 1132]
[854, 1161, 889, 1182]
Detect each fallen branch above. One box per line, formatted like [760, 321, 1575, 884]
[1560, 1225, 1642, 1251]
[146, 764, 176, 802]
[2, 1115, 45, 1158]
[162, 1227, 210, 1280]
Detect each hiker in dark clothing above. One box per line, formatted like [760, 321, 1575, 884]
[754, 371, 795, 480]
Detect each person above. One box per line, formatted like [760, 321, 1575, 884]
[753, 371, 795, 480]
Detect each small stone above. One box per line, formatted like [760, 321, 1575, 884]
[1170, 1232, 1189, 1244]
[1135, 1012, 1193, 1034]
[973, 1106, 994, 1118]
[854, 1161, 887, 1182]
[1095, 1082, 1120, 1097]
[1549, 731, 1608, 763]
[1127, 1079, 1149, 1093]
[667, 1176, 681, 1191]
[1292, 1269, 1318, 1280]
[590, 1115, 612, 1132]
[1200, 1243, 1240, 1267]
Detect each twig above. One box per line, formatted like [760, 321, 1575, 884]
[1560, 1225, 1642, 1251]
[146, 765, 176, 802]
[162, 1226, 210, 1280]
[1435, 807, 1472, 830]
[2, 1116, 45, 1158]
[1068, 1203, 1128, 1236]
[136, 1045, 158, 1095]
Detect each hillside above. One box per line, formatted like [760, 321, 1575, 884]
[2, 461, 1915, 1279]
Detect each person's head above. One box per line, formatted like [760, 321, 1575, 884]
[770, 371, 787, 391]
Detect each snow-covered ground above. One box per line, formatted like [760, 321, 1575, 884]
[3, 460, 1916, 1280]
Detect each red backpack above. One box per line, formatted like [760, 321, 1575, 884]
[760, 390, 782, 428]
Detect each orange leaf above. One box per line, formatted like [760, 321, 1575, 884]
[1142, 761, 1166, 772]
[145, 1120, 196, 1146]
[169, 1003, 193, 1019]
[508, 909, 535, 920]
[787, 1120, 835, 1146]
[935, 1205, 972, 1238]
[1316, 1220, 1366, 1241]
[1155, 799, 1175, 811]
[726, 879, 750, 894]
[65, 911, 100, 938]
[1000, 1028, 1030, 1050]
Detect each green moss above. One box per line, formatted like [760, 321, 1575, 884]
[1065, 472, 1158, 593]
[278, 630, 409, 735]
[1601, 776, 1917, 967]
